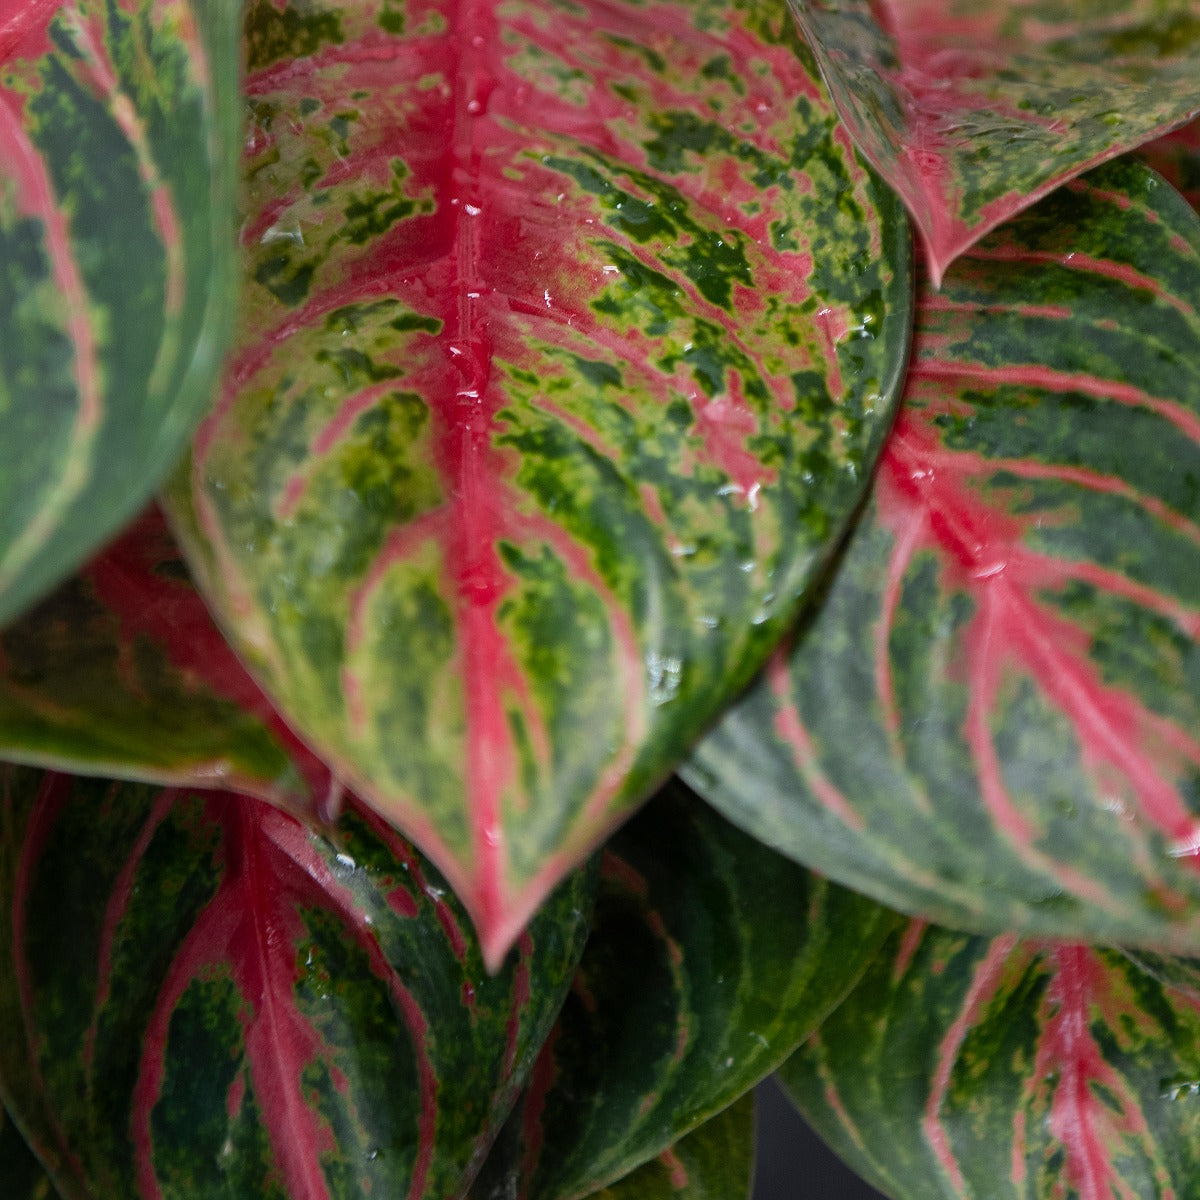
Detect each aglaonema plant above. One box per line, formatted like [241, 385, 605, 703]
[5, 0, 1200, 1197]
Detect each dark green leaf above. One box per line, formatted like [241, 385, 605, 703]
[586, 1093, 755, 1200]
[473, 780, 897, 1200]
[0, 0, 241, 623]
[0, 1105, 57, 1200]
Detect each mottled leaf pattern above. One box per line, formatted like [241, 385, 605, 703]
[687, 159, 1200, 951]
[0, 507, 333, 817]
[0, 1105, 57, 1200]
[0, 0, 240, 624]
[0, 769, 595, 1200]
[164, 0, 911, 962]
[584, 1094, 754, 1200]
[472, 780, 897, 1200]
[781, 920, 1200, 1199]
[792, 0, 1200, 281]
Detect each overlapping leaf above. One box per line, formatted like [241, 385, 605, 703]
[0, 0, 240, 625]
[781, 919, 1200, 1198]
[792, 0, 1200, 281]
[0, 507, 333, 817]
[687, 158, 1200, 951]
[584, 1093, 755, 1200]
[0, 1105, 57, 1200]
[0, 769, 596, 1200]
[163, 0, 912, 963]
[472, 780, 897, 1200]
[1140, 116, 1200, 210]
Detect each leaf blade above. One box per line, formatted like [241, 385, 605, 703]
[687, 158, 1200, 951]
[0, 0, 240, 624]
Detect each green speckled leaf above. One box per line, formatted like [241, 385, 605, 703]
[585, 1093, 755, 1200]
[0, 768, 595, 1200]
[686, 158, 1200, 953]
[472, 779, 897, 1200]
[0, 1106, 57, 1200]
[0, 0, 240, 624]
[164, 0, 912, 963]
[792, 0, 1200, 281]
[781, 920, 1200, 1198]
[0, 507, 334, 817]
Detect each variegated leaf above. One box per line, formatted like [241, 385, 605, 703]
[0, 1105, 57, 1200]
[0, 0, 240, 624]
[1140, 116, 1200, 211]
[472, 779, 897, 1200]
[0, 506, 333, 818]
[791, 0, 1200, 282]
[686, 158, 1200, 951]
[781, 920, 1200, 1198]
[584, 1093, 755, 1200]
[162, 0, 912, 964]
[0, 769, 595, 1200]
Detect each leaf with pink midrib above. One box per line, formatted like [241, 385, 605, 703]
[687, 158, 1200, 952]
[791, 0, 1200, 282]
[0, 768, 596, 1200]
[781, 919, 1200, 1198]
[165, 0, 911, 963]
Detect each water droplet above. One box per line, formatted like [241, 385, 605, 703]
[336, 851, 356, 870]
[466, 98, 483, 115]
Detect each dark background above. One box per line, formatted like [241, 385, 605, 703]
[753, 1079, 886, 1200]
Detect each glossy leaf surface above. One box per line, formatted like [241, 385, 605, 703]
[792, 0, 1200, 282]
[473, 780, 897, 1200]
[585, 1094, 754, 1200]
[781, 920, 1200, 1199]
[0, 769, 595, 1200]
[0, 507, 333, 818]
[687, 159, 1200, 952]
[1140, 117, 1200, 211]
[165, 0, 912, 963]
[0, 1106, 57, 1200]
[0, 0, 240, 624]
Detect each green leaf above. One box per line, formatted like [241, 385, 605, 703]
[0, 769, 596, 1199]
[781, 920, 1200, 1198]
[1140, 116, 1200, 211]
[0, 0, 241, 624]
[686, 158, 1200, 953]
[472, 780, 897, 1200]
[163, 0, 912, 964]
[792, 0, 1200, 281]
[585, 1093, 755, 1200]
[0, 506, 334, 817]
[0, 1106, 57, 1200]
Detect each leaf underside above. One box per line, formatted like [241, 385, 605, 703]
[162, 0, 912, 964]
[473, 779, 897, 1200]
[687, 158, 1200, 953]
[792, 0, 1200, 281]
[0, 769, 596, 1200]
[0, 0, 239, 624]
[782, 920, 1200, 1199]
